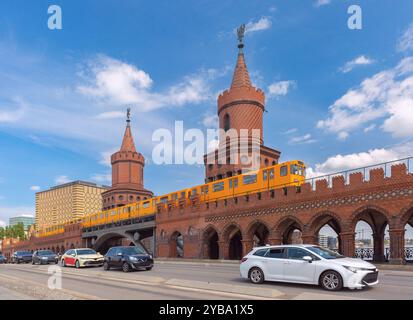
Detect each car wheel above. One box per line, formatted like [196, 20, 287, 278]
[122, 262, 130, 273]
[75, 260, 80, 269]
[103, 262, 110, 271]
[32, 260, 35, 265]
[16, 260, 20, 264]
[249, 267, 265, 284]
[145, 266, 153, 271]
[62, 259, 66, 267]
[320, 271, 343, 291]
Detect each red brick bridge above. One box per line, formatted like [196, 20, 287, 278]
[156, 160, 413, 264]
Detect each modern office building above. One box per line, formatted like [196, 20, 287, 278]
[35, 181, 109, 231]
[9, 215, 35, 231]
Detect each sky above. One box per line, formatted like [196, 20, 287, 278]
[1, 0, 413, 235]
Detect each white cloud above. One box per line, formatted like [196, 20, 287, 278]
[202, 113, 219, 128]
[30, 186, 40, 191]
[100, 149, 117, 167]
[78, 55, 211, 112]
[95, 111, 125, 119]
[245, 17, 272, 34]
[55, 175, 70, 185]
[283, 128, 298, 135]
[90, 173, 111, 184]
[289, 133, 316, 145]
[315, 0, 331, 7]
[268, 80, 295, 98]
[338, 131, 349, 141]
[397, 23, 413, 52]
[339, 55, 375, 73]
[317, 57, 413, 139]
[364, 124, 376, 133]
[306, 141, 413, 178]
[0, 206, 35, 227]
[0, 220, 5, 227]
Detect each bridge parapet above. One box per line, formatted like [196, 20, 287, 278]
[156, 161, 413, 222]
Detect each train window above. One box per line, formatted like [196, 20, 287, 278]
[201, 186, 209, 195]
[229, 178, 238, 189]
[269, 169, 274, 180]
[160, 197, 168, 204]
[291, 164, 300, 175]
[192, 188, 197, 196]
[143, 201, 150, 208]
[280, 166, 288, 177]
[180, 191, 186, 198]
[111, 210, 116, 216]
[213, 182, 225, 192]
[263, 170, 268, 181]
[172, 193, 178, 201]
[243, 174, 257, 185]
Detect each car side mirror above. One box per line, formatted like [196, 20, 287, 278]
[302, 256, 313, 263]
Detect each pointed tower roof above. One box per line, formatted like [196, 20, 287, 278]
[230, 51, 252, 89]
[120, 108, 137, 153]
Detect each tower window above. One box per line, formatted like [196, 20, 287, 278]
[224, 114, 230, 132]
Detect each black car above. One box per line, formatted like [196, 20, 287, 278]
[32, 250, 59, 265]
[11, 251, 33, 264]
[103, 246, 154, 272]
[0, 254, 7, 264]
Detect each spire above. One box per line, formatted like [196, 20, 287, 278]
[231, 24, 252, 89]
[120, 108, 137, 153]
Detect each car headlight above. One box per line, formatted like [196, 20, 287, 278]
[343, 265, 373, 273]
[41, 257, 48, 259]
[129, 256, 138, 261]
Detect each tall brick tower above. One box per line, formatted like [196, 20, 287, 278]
[204, 24, 281, 182]
[102, 109, 153, 210]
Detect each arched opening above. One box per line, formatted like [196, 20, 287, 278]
[170, 231, 184, 258]
[247, 221, 270, 247]
[353, 208, 390, 262]
[275, 217, 303, 245]
[223, 225, 243, 260]
[318, 225, 339, 251]
[229, 230, 242, 260]
[355, 221, 374, 260]
[203, 227, 219, 259]
[224, 114, 230, 132]
[310, 214, 341, 252]
[405, 223, 413, 262]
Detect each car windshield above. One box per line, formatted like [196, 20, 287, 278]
[306, 246, 344, 259]
[17, 251, 32, 255]
[121, 246, 147, 255]
[38, 250, 54, 256]
[76, 249, 97, 255]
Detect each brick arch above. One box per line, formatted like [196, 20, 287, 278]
[221, 222, 244, 260]
[245, 219, 271, 238]
[272, 215, 304, 245]
[306, 210, 343, 235]
[348, 205, 392, 232]
[201, 224, 220, 260]
[221, 222, 244, 242]
[399, 202, 413, 228]
[202, 224, 221, 241]
[272, 215, 304, 234]
[169, 230, 184, 258]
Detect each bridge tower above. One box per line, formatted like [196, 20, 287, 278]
[102, 109, 153, 210]
[204, 25, 281, 182]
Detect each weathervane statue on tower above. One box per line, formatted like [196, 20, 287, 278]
[126, 107, 131, 126]
[237, 24, 246, 49]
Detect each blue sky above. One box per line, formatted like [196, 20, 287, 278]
[1, 0, 413, 231]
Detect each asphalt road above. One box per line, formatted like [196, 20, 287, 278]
[0, 261, 412, 300]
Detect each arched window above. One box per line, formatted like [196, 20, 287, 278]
[224, 114, 230, 132]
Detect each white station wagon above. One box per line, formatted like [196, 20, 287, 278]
[240, 244, 379, 291]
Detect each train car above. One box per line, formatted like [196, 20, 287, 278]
[78, 159, 306, 230]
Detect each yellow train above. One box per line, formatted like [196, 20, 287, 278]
[38, 160, 306, 236]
